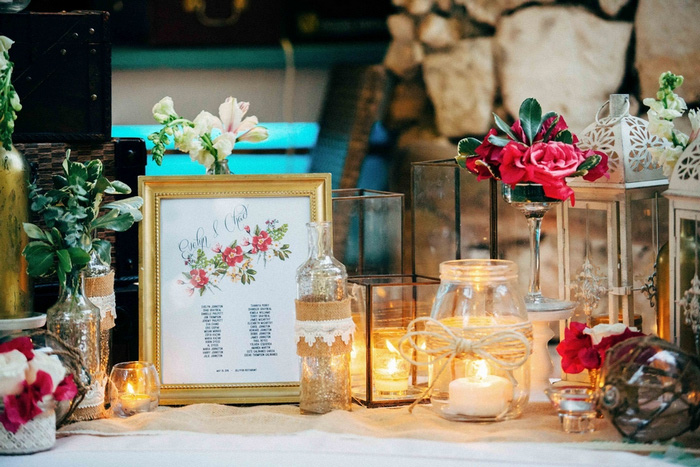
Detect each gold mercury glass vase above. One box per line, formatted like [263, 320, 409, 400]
[0, 144, 32, 319]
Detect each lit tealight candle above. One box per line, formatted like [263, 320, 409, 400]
[373, 340, 410, 394]
[117, 383, 153, 416]
[446, 360, 512, 417]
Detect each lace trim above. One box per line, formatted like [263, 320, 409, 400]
[294, 318, 355, 346]
[78, 380, 105, 409]
[89, 293, 116, 321]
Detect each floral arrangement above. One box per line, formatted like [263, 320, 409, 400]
[22, 152, 143, 294]
[148, 96, 268, 173]
[556, 322, 645, 374]
[0, 35, 21, 150]
[0, 337, 77, 434]
[643, 71, 700, 177]
[180, 219, 291, 296]
[456, 98, 609, 203]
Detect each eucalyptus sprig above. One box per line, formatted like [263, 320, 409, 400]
[0, 35, 22, 151]
[22, 151, 143, 292]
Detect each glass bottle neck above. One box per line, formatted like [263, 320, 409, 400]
[307, 222, 333, 259]
[58, 271, 86, 301]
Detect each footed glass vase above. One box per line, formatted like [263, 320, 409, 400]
[502, 183, 575, 313]
[47, 272, 103, 420]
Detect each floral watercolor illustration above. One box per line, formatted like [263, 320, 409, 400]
[179, 219, 291, 296]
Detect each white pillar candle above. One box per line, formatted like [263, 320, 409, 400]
[447, 374, 513, 417]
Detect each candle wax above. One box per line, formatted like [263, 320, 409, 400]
[118, 393, 152, 414]
[447, 375, 513, 417]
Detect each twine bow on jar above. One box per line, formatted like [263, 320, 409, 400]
[397, 316, 532, 412]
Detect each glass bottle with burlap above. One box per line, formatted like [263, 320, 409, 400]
[83, 251, 117, 383]
[295, 221, 353, 414]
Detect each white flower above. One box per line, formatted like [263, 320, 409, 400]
[0, 54, 7, 72]
[152, 96, 176, 124]
[0, 350, 28, 398]
[0, 35, 13, 54]
[212, 132, 236, 158]
[583, 323, 636, 345]
[174, 126, 198, 152]
[193, 111, 219, 136]
[647, 111, 675, 140]
[189, 143, 215, 170]
[644, 99, 683, 120]
[237, 125, 269, 143]
[26, 350, 66, 393]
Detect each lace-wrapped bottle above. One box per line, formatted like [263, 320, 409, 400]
[295, 221, 353, 414]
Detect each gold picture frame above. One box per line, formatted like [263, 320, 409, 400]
[139, 173, 331, 405]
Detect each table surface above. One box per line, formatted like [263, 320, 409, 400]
[5, 402, 698, 466]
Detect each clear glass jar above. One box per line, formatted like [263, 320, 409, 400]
[428, 259, 531, 421]
[47, 271, 103, 420]
[296, 221, 352, 414]
[83, 250, 115, 384]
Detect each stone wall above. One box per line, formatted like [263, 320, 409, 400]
[384, 0, 700, 149]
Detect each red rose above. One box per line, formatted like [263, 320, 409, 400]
[222, 245, 244, 267]
[556, 322, 594, 374]
[0, 336, 34, 361]
[251, 231, 272, 253]
[581, 149, 610, 182]
[595, 327, 645, 364]
[189, 269, 209, 289]
[466, 128, 504, 180]
[498, 141, 529, 185]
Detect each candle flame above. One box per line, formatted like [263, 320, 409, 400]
[126, 382, 135, 395]
[386, 340, 400, 355]
[467, 360, 489, 381]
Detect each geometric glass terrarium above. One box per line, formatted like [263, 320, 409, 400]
[665, 136, 700, 355]
[565, 94, 669, 333]
[347, 274, 439, 407]
[332, 189, 404, 276]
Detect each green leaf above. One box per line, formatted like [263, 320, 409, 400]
[518, 98, 542, 145]
[487, 135, 512, 147]
[92, 239, 112, 265]
[102, 196, 143, 222]
[85, 159, 103, 181]
[553, 130, 573, 144]
[493, 114, 518, 141]
[457, 137, 482, 156]
[107, 180, 132, 195]
[67, 247, 91, 269]
[91, 211, 137, 232]
[56, 249, 72, 274]
[571, 154, 602, 177]
[23, 223, 47, 241]
[23, 242, 56, 277]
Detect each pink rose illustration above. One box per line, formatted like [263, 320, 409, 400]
[222, 245, 244, 267]
[189, 269, 209, 288]
[251, 231, 272, 253]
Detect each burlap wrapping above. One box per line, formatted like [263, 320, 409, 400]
[295, 299, 352, 357]
[84, 270, 116, 330]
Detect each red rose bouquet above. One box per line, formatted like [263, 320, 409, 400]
[0, 337, 78, 434]
[456, 98, 610, 203]
[556, 322, 645, 374]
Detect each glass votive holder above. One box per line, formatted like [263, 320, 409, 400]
[372, 328, 411, 395]
[544, 384, 597, 434]
[109, 361, 160, 418]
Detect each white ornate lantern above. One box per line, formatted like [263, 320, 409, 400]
[665, 138, 700, 354]
[558, 94, 668, 332]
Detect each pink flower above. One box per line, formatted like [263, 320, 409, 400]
[556, 322, 594, 374]
[251, 231, 272, 254]
[211, 243, 222, 253]
[502, 141, 585, 202]
[0, 336, 34, 361]
[465, 129, 504, 180]
[582, 149, 610, 182]
[53, 375, 78, 402]
[189, 269, 209, 288]
[222, 245, 244, 267]
[0, 371, 53, 434]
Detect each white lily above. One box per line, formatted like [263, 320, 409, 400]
[689, 108, 700, 142]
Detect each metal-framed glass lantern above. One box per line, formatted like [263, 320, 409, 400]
[563, 94, 669, 333]
[332, 189, 404, 276]
[348, 274, 440, 407]
[665, 137, 700, 355]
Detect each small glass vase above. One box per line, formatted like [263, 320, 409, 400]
[83, 250, 116, 384]
[206, 158, 232, 175]
[428, 259, 532, 421]
[502, 183, 575, 312]
[295, 221, 353, 414]
[46, 272, 104, 421]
